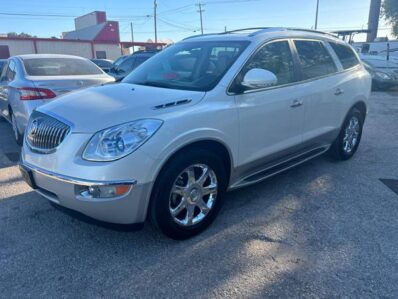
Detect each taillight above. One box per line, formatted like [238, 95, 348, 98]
[18, 87, 56, 101]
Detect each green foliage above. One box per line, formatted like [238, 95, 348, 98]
[7, 32, 37, 38]
[382, 0, 398, 37]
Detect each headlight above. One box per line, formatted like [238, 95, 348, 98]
[375, 71, 391, 80]
[83, 119, 163, 162]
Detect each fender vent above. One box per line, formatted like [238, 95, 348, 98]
[153, 99, 192, 110]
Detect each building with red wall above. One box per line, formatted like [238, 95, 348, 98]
[0, 11, 165, 60]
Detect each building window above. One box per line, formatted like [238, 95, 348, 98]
[96, 51, 107, 59]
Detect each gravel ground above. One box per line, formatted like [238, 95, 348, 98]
[0, 91, 397, 298]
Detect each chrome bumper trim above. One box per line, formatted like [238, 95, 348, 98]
[20, 161, 137, 187]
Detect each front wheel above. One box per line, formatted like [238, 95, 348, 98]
[149, 149, 227, 239]
[330, 108, 364, 160]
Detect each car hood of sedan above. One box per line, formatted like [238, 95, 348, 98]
[37, 83, 206, 133]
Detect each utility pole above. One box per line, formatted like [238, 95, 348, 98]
[154, 0, 158, 43]
[366, 0, 381, 42]
[130, 22, 135, 53]
[314, 0, 319, 30]
[197, 3, 205, 35]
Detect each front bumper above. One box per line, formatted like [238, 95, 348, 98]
[19, 160, 151, 224]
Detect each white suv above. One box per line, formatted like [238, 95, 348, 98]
[20, 28, 371, 239]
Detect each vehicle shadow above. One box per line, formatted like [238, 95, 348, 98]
[1, 152, 397, 298]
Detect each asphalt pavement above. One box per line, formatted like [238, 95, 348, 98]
[0, 91, 397, 298]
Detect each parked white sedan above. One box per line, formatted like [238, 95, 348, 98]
[0, 54, 115, 144]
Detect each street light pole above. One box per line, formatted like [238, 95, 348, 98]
[314, 0, 319, 30]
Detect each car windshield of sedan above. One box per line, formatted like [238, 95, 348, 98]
[123, 41, 250, 91]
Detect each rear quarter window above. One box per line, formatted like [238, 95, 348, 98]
[294, 40, 337, 80]
[329, 42, 360, 69]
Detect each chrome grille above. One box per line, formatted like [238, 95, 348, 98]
[26, 111, 71, 153]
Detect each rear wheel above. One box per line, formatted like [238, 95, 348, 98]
[149, 149, 227, 240]
[330, 108, 364, 160]
[10, 111, 23, 146]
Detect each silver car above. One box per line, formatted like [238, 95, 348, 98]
[0, 54, 115, 144]
[20, 28, 370, 239]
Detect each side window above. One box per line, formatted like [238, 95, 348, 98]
[329, 42, 360, 70]
[6, 60, 16, 81]
[294, 40, 337, 80]
[133, 57, 149, 69]
[241, 41, 295, 87]
[0, 62, 8, 80]
[118, 57, 136, 73]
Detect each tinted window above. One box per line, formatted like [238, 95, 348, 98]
[0, 61, 5, 74]
[330, 42, 359, 69]
[117, 57, 136, 73]
[6, 60, 16, 81]
[92, 60, 113, 68]
[242, 41, 295, 86]
[294, 40, 337, 80]
[23, 58, 103, 76]
[124, 41, 249, 92]
[133, 57, 150, 69]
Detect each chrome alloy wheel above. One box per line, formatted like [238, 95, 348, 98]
[343, 116, 360, 153]
[169, 164, 218, 226]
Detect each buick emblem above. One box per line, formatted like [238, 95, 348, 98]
[29, 119, 39, 137]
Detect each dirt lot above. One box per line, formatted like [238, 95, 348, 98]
[1, 91, 397, 298]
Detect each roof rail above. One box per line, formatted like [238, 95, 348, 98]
[285, 28, 338, 38]
[182, 27, 338, 41]
[222, 27, 272, 34]
[183, 33, 221, 40]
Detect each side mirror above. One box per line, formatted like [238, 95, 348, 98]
[241, 68, 278, 90]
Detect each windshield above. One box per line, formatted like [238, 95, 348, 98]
[123, 41, 250, 91]
[23, 58, 103, 76]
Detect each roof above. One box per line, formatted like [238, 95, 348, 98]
[183, 27, 341, 43]
[15, 54, 89, 60]
[63, 22, 106, 40]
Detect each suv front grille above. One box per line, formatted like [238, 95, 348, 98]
[26, 111, 71, 153]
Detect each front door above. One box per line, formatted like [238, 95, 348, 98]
[234, 40, 305, 176]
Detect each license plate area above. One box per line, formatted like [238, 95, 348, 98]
[19, 164, 37, 189]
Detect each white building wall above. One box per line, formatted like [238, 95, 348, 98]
[75, 12, 98, 30]
[93, 43, 122, 60]
[0, 40, 35, 56]
[36, 41, 92, 58]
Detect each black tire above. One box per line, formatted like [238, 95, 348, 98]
[149, 149, 227, 240]
[330, 108, 364, 161]
[10, 111, 23, 146]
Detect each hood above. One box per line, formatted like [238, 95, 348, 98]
[38, 83, 206, 133]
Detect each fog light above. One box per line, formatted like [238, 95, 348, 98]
[79, 184, 132, 199]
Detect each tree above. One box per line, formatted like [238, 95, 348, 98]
[382, 0, 398, 37]
[7, 32, 37, 38]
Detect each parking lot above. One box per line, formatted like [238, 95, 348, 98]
[0, 91, 397, 298]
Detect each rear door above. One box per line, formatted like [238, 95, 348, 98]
[291, 39, 341, 146]
[234, 40, 306, 176]
[0, 60, 15, 119]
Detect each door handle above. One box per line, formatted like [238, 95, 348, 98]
[334, 88, 344, 96]
[290, 99, 303, 108]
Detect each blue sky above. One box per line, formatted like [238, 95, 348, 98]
[0, 0, 391, 43]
